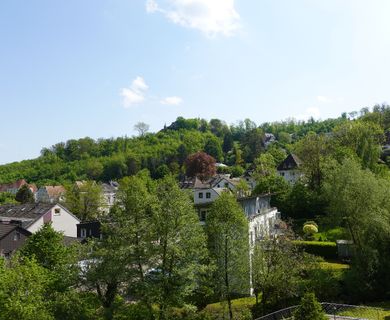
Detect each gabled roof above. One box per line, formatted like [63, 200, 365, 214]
[277, 154, 302, 171]
[0, 179, 37, 193]
[0, 203, 57, 228]
[41, 186, 66, 197]
[0, 223, 31, 240]
[0, 203, 80, 229]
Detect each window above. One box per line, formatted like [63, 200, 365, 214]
[199, 210, 207, 222]
[224, 182, 229, 188]
[80, 228, 87, 238]
[198, 192, 203, 199]
[54, 208, 61, 215]
[13, 232, 21, 241]
[250, 231, 254, 245]
[206, 192, 211, 199]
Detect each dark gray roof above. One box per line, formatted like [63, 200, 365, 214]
[0, 203, 55, 227]
[0, 223, 31, 240]
[277, 154, 302, 171]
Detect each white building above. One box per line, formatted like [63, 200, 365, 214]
[0, 203, 80, 237]
[277, 153, 303, 184]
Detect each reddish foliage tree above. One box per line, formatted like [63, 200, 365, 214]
[185, 152, 216, 180]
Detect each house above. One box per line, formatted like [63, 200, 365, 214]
[101, 181, 119, 212]
[238, 194, 281, 244]
[0, 203, 80, 237]
[36, 186, 66, 203]
[277, 153, 303, 184]
[264, 133, 276, 148]
[0, 222, 31, 258]
[182, 174, 250, 223]
[77, 220, 102, 240]
[0, 179, 37, 195]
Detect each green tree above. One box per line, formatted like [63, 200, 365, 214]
[204, 136, 223, 162]
[15, 184, 34, 204]
[0, 192, 17, 204]
[293, 293, 327, 320]
[152, 176, 207, 319]
[251, 238, 305, 315]
[294, 132, 329, 190]
[332, 120, 384, 169]
[65, 181, 104, 221]
[324, 158, 390, 300]
[0, 257, 53, 320]
[206, 192, 250, 320]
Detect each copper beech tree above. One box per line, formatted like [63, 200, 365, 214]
[185, 151, 216, 181]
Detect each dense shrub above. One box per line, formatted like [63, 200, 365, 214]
[293, 241, 337, 260]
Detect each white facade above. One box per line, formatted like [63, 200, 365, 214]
[27, 204, 80, 237]
[278, 169, 303, 184]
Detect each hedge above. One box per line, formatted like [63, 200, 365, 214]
[293, 240, 337, 260]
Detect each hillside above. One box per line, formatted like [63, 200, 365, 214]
[0, 105, 389, 186]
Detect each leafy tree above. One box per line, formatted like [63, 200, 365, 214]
[0, 257, 52, 320]
[152, 176, 207, 319]
[251, 238, 306, 315]
[241, 128, 265, 163]
[88, 175, 157, 318]
[0, 192, 17, 204]
[206, 192, 250, 320]
[15, 184, 34, 204]
[333, 120, 384, 169]
[65, 181, 105, 221]
[293, 292, 327, 320]
[223, 132, 234, 153]
[294, 132, 329, 190]
[204, 136, 223, 161]
[324, 158, 390, 300]
[185, 152, 216, 180]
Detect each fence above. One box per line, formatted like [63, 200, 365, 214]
[254, 302, 389, 320]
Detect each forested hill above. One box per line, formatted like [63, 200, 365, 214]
[1, 105, 390, 186]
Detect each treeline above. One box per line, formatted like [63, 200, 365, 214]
[1, 104, 390, 187]
[0, 114, 347, 186]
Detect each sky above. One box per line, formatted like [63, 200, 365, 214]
[1, 0, 390, 164]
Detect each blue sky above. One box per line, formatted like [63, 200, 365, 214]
[1, 0, 390, 164]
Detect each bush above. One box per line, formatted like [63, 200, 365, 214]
[293, 241, 337, 260]
[293, 293, 327, 320]
[203, 297, 255, 320]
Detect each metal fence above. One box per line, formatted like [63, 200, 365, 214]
[254, 302, 389, 320]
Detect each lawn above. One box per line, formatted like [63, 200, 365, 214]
[338, 306, 390, 319]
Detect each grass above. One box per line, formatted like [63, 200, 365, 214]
[203, 297, 256, 318]
[338, 306, 390, 319]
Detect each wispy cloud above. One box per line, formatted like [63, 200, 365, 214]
[160, 96, 183, 105]
[146, 0, 241, 37]
[121, 76, 149, 108]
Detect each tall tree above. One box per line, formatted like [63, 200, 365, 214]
[185, 152, 216, 180]
[134, 122, 150, 137]
[204, 136, 223, 162]
[324, 158, 390, 300]
[65, 181, 104, 221]
[15, 184, 34, 204]
[152, 176, 207, 319]
[206, 192, 250, 320]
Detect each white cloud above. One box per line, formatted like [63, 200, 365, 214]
[121, 76, 149, 108]
[145, 0, 241, 37]
[160, 96, 183, 105]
